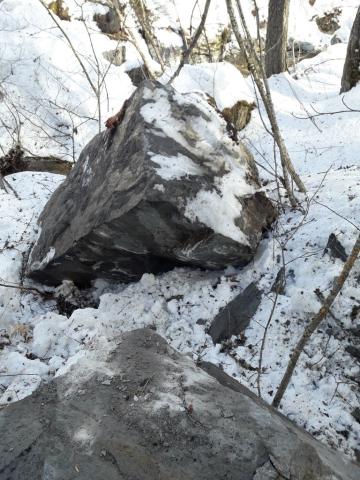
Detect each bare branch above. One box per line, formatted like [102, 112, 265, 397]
[168, 0, 212, 83]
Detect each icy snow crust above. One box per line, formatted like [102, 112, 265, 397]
[0, 0, 359, 461]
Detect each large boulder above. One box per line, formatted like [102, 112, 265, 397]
[0, 329, 358, 479]
[27, 81, 276, 286]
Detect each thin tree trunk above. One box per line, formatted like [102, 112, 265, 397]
[225, 0, 306, 206]
[168, 0, 212, 83]
[340, 6, 360, 94]
[272, 233, 360, 408]
[110, 0, 156, 80]
[265, 0, 289, 77]
[130, 0, 165, 72]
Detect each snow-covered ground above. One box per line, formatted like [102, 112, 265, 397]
[0, 0, 359, 461]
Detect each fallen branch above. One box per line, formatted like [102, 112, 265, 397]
[272, 233, 360, 408]
[0, 281, 54, 298]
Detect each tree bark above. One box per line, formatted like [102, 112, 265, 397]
[1, 156, 72, 176]
[340, 6, 360, 94]
[265, 0, 290, 77]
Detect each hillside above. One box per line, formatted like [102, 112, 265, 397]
[0, 0, 359, 471]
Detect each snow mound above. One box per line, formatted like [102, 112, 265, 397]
[171, 62, 254, 109]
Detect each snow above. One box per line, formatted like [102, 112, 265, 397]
[185, 170, 254, 244]
[171, 62, 255, 109]
[151, 153, 205, 180]
[0, 0, 359, 463]
[0, 0, 135, 161]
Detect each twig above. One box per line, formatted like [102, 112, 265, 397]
[257, 287, 280, 398]
[0, 281, 53, 298]
[168, 0, 212, 83]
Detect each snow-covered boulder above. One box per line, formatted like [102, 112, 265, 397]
[0, 329, 359, 480]
[27, 80, 276, 286]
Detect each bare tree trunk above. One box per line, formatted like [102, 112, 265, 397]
[110, 0, 157, 80]
[272, 233, 360, 408]
[168, 0, 212, 83]
[130, 0, 165, 72]
[340, 6, 360, 94]
[225, 0, 306, 207]
[265, 0, 289, 77]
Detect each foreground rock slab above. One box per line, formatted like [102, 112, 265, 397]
[0, 329, 358, 480]
[27, 80, 276, 285]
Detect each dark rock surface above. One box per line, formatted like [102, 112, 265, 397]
[0, 328, 358, 480]
[324, 233, 348, 262]
[93, 7, 122, 35]
[209, 282, 262, 343]
[27, 81, 276, 286]
[125, 65, 148, 86]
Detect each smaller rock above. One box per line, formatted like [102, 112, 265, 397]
[126, 66, 148, 86]
[222, 100, 255, 132]
[271, 267, 286, 295]
[209, 282, 262, 344]
[352, 407, 360, 423]
[94, 7, 122, 35]
[346, 345, 360, 361]
[0, 330, 10, 350]
[48, 0, 70, 21]
[349, 326, 360, 338]
[331, 34, 342, 45]
[324, 233, 348, 262]
[315, 8, 341, 35]
[103, 46, 126, 66]
[350, 305, 360, 321]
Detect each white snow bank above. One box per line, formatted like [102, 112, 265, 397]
[0, 172, 64, 326]
[171, 63, 254, 109]
[0, 0, 134, 161]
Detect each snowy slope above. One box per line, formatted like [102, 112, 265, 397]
[0, 0, 359, 462]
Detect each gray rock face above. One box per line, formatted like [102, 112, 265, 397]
[27, 81, 276, 286]
[209, 282, 262, 343]
[0, 329, 358, 480]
